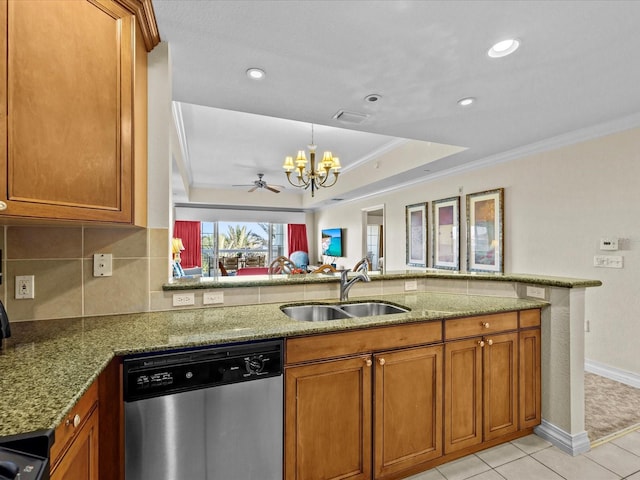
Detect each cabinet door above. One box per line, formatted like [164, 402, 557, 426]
[483, 332, 518, 441]
[444, 338, 483, 454]
[374, 345, 443, 478]
[519, 328, 541, 429]
[51, 407, 99, 480]
[3, 0, 137, 223]
[285, 356, 372, 480]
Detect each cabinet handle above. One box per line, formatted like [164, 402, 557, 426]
[481, 322, 490, 329]
[66, 414, 81, 428]
[0, 201, 6, 211]
[365, 358, 372, 367]
[378, 358, 386, 366]
[478, 340, 485, 347]
[487, 339, 493, 346]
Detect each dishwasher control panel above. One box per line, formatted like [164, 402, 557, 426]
[123, 339, 283, 402]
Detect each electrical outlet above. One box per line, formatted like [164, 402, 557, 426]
[404, 280, 417, 291]
[15, 275, 35, 299]
[172, 293, 195, 307]
[203, 292, 224, 305]
[526, 286, 546, 299]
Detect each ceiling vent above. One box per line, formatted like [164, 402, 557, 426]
[333, 110, 369, 124]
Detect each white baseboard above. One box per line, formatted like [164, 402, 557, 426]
[535, 419, 591, 455]
[585, 358, 640, 389]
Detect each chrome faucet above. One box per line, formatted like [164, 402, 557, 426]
[340, 258, 371, 301]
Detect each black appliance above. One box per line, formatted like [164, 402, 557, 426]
[0, 447, 48, 480]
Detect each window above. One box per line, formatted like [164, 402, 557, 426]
[198, 221, 287, 275]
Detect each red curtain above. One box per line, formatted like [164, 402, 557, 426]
[174, 221, 201, 268]
[287, 224, 308, 255]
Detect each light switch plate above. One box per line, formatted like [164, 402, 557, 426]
[593, 255, 623, 268]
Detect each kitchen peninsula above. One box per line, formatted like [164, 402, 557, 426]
[0, 271, 600, 479]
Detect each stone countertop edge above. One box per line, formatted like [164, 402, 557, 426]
[0, 292, 548, 438]
[164, 271, 603, 290]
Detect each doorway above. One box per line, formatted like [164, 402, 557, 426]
[362, 205, 385, 272]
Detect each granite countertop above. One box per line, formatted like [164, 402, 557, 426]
[164, 270, 603, 290]
[0, 292, 547, 438]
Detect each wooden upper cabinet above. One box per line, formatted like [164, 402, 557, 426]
[0, 0, 158, 224]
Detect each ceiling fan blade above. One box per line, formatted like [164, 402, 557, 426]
[265, 185, 281, 193]
[248, 185, 259, 192]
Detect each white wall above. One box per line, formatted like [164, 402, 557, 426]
[315, 127, 640, 375]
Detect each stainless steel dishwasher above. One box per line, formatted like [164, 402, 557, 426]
[123, 339, 283, 480]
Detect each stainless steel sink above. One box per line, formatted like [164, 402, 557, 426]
[281, 301, 410, 321]
[339, 302, 409, 317]
[280, 304, 352, 322]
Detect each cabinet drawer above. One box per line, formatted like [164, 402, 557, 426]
[50, 380, 98, 468]
[519, 309, 541, 328]
[286, 321, 442, 365]
[444, 312, 517, 340]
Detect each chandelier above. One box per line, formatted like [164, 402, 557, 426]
[282, 124, 341, 197]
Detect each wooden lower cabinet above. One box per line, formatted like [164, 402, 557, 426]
[50, 407, 99, 480]
[444, 332, 518, 454]
[50, 381, 99, 480]
[519, 328, 542, 429]
[374, 345, 443, 479]
[285, 355, 373, 480]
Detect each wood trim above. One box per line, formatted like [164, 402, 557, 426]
[285, 321, 442, 365]
[113, 0, 160, 51]
[98, 357, 124, 480]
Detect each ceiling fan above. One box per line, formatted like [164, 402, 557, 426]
[232, 173, 283, 193]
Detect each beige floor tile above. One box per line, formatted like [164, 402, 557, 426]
[476, 442, 527, 468]
[511, 434, 552, 454]
[626, 471, 640, 480]
[465, 470, 506, 480]
[585, 442, 640, 477]
[436, 455, 490, 480]
[612, 430, 640, 457]
[405, 468, 446, 480]
[495, 455, 563, 480]
[532, 446, 620, 480]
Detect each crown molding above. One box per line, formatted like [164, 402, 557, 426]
[114, 0, 161, 51]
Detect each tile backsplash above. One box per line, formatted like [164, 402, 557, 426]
[3, 226, 170, 322]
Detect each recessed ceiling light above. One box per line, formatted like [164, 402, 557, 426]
[488, 38, 520, 58]
[364, 94, 382, 103]
[246, 68, 266, 80]
[457, 97, 475, 107]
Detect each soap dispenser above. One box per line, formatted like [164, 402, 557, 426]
[0, 300, 10, 349]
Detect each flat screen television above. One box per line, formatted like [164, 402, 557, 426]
[321, 228, 343, 257]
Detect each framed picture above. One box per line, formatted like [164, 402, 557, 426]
[432, 196, 460, 270]
[405, 202, 427, 267]
[466, 188, 504, 273]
